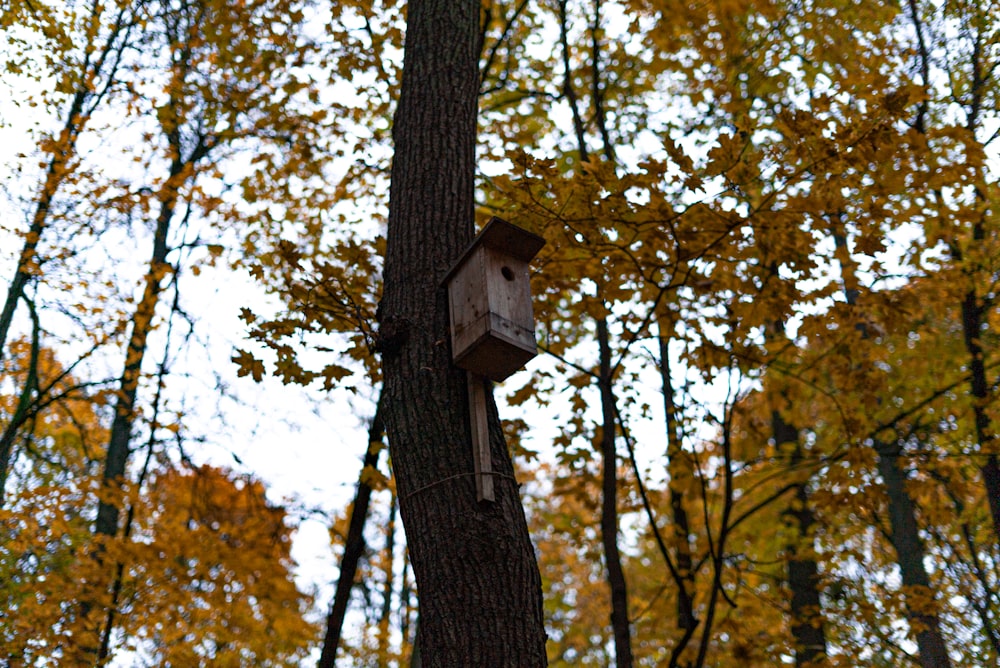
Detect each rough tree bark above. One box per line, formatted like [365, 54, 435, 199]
[376, 0, 547, 663]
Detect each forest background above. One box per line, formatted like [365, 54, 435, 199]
[0, 0, 998, 666]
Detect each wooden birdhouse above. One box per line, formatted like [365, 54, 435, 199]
[443, 217, 545, 382]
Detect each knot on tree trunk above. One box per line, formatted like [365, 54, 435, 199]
[376, 315, 411, 358]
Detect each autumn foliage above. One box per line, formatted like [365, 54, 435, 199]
[2, 0, 999, 665]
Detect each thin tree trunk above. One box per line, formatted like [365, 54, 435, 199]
[90, 35, 210, 534]
[76, 161, 187, 663]
[589, 0, 614, 163]
[959, 245, 1000, 538]
[0, 299, 40, 503]
[0, 306, 112, 510]
[772, 410, 827, 665]
[906, 0, 1000, 540]
[377, 492, 397, 666]
[876, 440, 953, 668]
[399, 549, 414, 656]
[598, 317, 633, 668]
[0, 0, 136, 495]
[590, 20, 635, 657]
[692, 405, 737, 668]
[657, 317, 696, 632]
[410, 620, 422, 668]
[760, 275, 827, 664]
[561, 6, 633, 659]
[318, 397, 385, 668]
[0, 103, 82, 360]
[93, 157, 186, 541]
[0, 0, 136, 359]
[557, 0, 589, 164]
[835, 228, 951, 666]
[959, 6, 1000, 540]
[377, 0, 547, 662]
[97, 372, 162, 661]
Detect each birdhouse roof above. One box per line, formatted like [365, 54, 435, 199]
[442, 217, 545, 285]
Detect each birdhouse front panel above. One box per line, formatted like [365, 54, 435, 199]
[483, 246, 536, 348]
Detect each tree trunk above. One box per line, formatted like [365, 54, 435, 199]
[0, 77, 89, 362]
[598, 317, 633, 667]
[0, 0, 136, 359]
[93, 158, 185, 541]
[376, 0, 547, 663]
[758, 244, 827, 665]
[657, 317, 696, 632]
[76, 161, 186, 662]
[318, 398, 385, 668]
[773, 411, 827, 666]
[907, 0, 1000, 542]
[400, 550, 415, 658]
[377, 491, 398, 666]
[959, 265, 1000, 538]
[835, 228, 951, 666]
[876, 440, 953, 668]
[98, 373, 163, 661]
[0, 300, 40, 504]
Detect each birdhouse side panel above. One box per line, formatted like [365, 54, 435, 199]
[447, 250, 490, 362]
